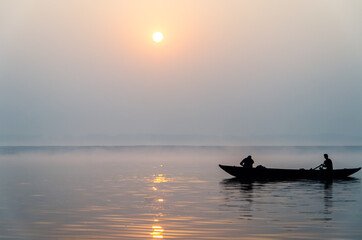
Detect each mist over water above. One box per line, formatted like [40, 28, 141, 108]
[1, 1, 362, 239]
[0, 146, 361, 239]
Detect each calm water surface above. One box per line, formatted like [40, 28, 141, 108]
[0, 146, 361, 239]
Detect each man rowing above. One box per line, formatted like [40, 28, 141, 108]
[321, 153, 333, 172]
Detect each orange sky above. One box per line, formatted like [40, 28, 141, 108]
[1, 0, 362, 145]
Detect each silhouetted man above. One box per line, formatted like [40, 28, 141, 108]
[240, 155, 254, 168]
[322, 154, 333, 172]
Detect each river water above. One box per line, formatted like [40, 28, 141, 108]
[0, 146, 361, 239]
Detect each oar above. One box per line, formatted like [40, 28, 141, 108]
[313, 164, 323, 170]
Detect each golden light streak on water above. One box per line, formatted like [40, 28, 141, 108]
[153, 174, 169, 183]
[150, 168, 168, 239]
[151, 225, 164, 238]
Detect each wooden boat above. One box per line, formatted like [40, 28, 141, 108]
[219, 164, 361, 180]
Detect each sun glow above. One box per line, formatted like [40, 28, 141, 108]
[153, 32, 164, 43]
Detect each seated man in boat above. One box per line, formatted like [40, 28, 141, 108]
[240, 155, 254, 168]
[321, 154, 333, 172]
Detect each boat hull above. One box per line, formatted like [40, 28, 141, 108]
[219, 165, 361, 180]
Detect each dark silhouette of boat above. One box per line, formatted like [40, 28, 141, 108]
[219, 164, 361, 180]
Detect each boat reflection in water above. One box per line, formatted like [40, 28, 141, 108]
[220, 178, 255, 220]
[323, 180, 333, 218]
[220, 177, 361, 239]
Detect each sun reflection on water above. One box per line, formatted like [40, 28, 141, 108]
[151, 224, 164, 238]
[153, 174, 169, 183]
[149, 170, 170, 239]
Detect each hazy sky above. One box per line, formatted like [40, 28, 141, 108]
[1, 1, 362, 145]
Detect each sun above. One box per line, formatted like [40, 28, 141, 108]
[153, 32, 163, 43]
